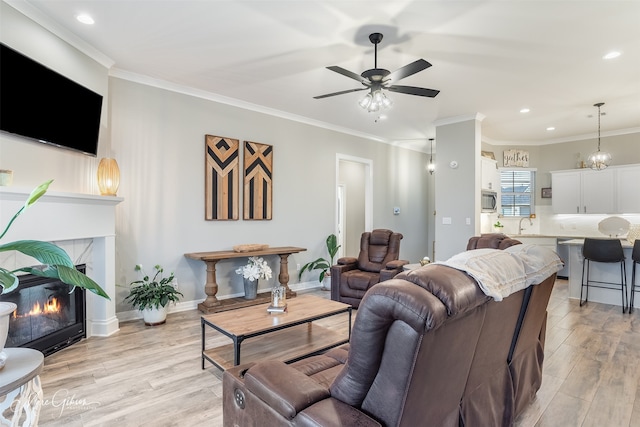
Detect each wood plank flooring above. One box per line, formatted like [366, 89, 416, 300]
[34, 281, 640, 426]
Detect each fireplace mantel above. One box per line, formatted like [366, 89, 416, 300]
[1, 186, 123, 337]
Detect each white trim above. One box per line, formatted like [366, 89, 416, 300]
[116, 282, 323, 323]
[483, 127, 640, 146]
[4, 0, 115, 68]
[434, 113, 486, 127]
[110, 69, 391, 145]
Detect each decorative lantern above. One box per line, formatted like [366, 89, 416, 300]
[97, 158, 120, 196]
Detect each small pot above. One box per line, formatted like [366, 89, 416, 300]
[142, 306, 168, 326]
[0, 302, 18, 369]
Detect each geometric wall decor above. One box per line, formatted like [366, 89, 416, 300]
[243, 140, 273, 220]
[205, 135, 239, 220]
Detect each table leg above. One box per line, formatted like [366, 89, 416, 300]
[201, 318, 206, 369]
[198, 259, 221, 312]
[278, 253, 297, 297]
[234, 336, 244, 366]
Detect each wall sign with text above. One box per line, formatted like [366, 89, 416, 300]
[503, 149, 530, 167]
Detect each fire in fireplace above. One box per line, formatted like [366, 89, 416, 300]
[0, 264, 86, 356]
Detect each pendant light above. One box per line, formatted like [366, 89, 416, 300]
[587, 102, 611, 171]
[428, 138, 435, 174]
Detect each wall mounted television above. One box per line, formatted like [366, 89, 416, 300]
[0, 43, 103, 156]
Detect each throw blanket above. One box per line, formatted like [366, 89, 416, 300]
[435, 244, 563, 301]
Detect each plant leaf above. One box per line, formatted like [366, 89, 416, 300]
[25, 180, 53, 209]
[16, 264, 110, 299]
[0, 240, 74, 267]
[57, 265, 110, 299]
[0, 268, 19, 294]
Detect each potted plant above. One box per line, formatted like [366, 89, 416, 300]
[0, 180, 109, 368]
[235, 257, 272, 300]
[123, 264, 183, 325]
[299, 234, 341, 290]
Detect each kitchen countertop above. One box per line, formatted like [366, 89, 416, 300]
[558, 238, 634, 249]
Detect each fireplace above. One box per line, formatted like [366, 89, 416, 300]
[1, 265, 86, 356]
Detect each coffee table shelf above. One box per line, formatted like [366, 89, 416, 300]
[201, 295, 351, 370]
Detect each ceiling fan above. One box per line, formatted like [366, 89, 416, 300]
[314, 32, 439, 112]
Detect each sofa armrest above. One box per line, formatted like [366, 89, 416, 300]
[385, 259, 409, 270]
[243, 360, 330, 419]
[296, 397, 382, 427]
[337, 257, 358, 266]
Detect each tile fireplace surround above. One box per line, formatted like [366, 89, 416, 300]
[0, 186, 122, 337]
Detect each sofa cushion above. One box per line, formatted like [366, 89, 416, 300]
[342, 270, 380, 291]
[244, 360, 330, 419]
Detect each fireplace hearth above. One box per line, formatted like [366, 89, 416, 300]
[1, 265, 86, 356]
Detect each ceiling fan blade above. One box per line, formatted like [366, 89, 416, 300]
[386, 59, 432, 82]
[313, 87, 369, 99]
[326, 66, 370, 85]
[387, 85, 440, 98]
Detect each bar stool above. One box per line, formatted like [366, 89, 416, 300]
[630, 240, 640, 313]
[580, 238, 627, 313]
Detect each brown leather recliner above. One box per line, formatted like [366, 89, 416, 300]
[222, 236, 561, 427]
[467, 233, 522, 250]
[330, 229, 408, 308]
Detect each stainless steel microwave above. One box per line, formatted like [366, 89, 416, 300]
[481, 190, 498, 212]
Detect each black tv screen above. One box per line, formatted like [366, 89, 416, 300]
[0, 43, 103, 156]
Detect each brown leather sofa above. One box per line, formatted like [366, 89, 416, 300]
[330, 229, 408, 308]
[467, 233, 522, 250]
[223, 237, 560, 426]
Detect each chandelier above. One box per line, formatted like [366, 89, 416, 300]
[587, 102, 611, 171]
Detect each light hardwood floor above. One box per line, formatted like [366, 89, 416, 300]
[35, 281, 640, 426]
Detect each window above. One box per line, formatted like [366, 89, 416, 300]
[500, 169, 535, 217]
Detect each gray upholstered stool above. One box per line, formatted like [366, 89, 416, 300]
[580, 238, 627, 313]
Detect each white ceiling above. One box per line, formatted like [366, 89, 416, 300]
[11, 0, 640, 152]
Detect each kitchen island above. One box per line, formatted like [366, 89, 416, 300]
[559, 239, 635, 309]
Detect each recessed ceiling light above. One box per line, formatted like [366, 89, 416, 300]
[520, 108, 530, 113]
[603, 51, 621, 60]
[546, 127, 555, 131]
[76, 14, 94, 25]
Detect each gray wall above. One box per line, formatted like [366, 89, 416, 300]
[109, 77, 432, 310]
[434, 117, 482, 261]
[482, 132, 640, 207]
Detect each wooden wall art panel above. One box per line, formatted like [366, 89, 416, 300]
[205, 135, 239, 220]
[243, 141, 273, 220]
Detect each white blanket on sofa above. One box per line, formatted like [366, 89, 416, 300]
[435, 245, 563, 301]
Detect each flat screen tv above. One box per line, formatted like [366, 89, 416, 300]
[0, 43, 103, 156]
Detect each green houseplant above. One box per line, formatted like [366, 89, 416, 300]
[299, 234, 341, 290]
[123, 264, 183, 325]
[0, 180, 109, 298]
[0, 180, 109, 368]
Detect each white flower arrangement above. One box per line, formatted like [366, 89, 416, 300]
[235, 256, 272, 282]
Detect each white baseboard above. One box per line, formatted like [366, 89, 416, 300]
[116, 281, 324, 323]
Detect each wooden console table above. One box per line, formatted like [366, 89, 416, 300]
[185, 246, 306, 313]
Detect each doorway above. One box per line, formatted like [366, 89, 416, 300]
[336, 154, 373, 258]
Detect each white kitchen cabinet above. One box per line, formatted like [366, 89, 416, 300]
[551, 168, 615, 214]
[481, 157, 499, 190]
[615, 165, 640, 213]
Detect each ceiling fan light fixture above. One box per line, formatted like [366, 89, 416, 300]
[359, 93, 373, 109]
[587, 102, 611, 171]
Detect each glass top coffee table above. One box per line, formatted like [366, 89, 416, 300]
[201, 294, 352, 370]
